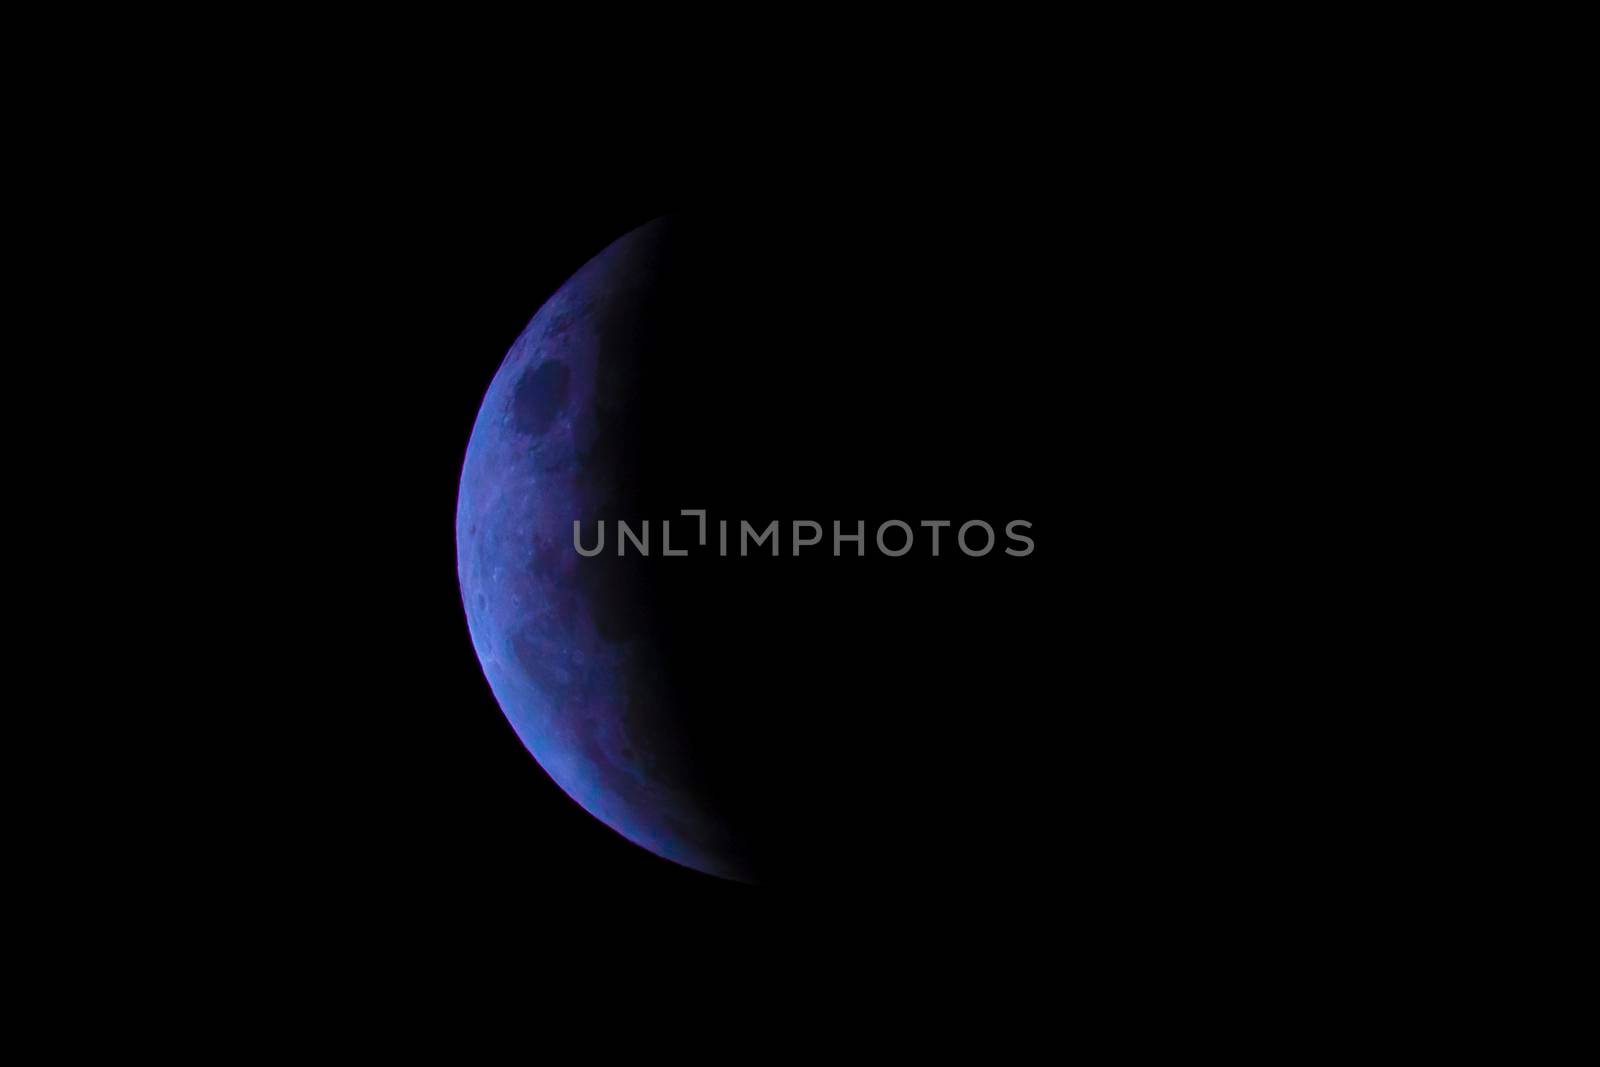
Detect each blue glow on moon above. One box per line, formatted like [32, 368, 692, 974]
[455, 219, 752, 882]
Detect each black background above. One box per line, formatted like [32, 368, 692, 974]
[17, 26, 1496, 997]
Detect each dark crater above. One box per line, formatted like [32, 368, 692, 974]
[513, 359, 571, 436]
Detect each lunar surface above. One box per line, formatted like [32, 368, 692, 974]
[455, 218, 754, 882]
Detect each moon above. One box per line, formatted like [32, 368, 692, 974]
[455, 218, 754, 882]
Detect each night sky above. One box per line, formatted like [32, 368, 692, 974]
[264, 166, 1304, 904]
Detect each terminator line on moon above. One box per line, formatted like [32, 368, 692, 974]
[455, 218, 752, 883]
